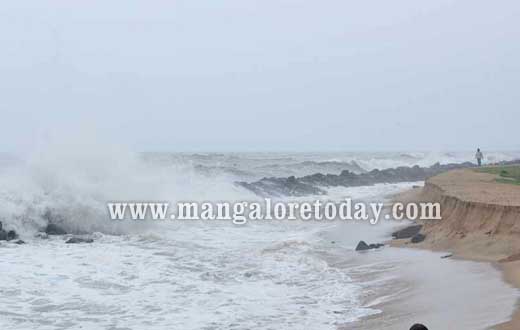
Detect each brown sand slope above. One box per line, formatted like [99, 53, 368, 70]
[400, 169, 520, 261]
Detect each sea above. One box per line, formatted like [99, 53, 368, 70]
[0, 150, 519, 330]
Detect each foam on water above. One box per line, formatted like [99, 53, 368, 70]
[0, 223, 377, 330]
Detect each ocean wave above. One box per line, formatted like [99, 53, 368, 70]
[257, 160, 366, 174]
[0, 146, 253, 236]
[193, 164, 257, 179]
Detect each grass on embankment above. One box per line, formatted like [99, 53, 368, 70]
[476, 165, 520, 185]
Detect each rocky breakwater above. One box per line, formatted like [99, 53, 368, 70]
[236, 162, 478, 197]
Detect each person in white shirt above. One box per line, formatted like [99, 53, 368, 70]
[475, 148, 483, 166]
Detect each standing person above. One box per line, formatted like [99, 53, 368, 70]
[475, 148, 484, 166]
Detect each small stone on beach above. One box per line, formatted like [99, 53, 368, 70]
[392, 225, 422, 239]
[411, 233, 426, 243]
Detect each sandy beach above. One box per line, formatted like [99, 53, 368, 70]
[391, 167, 520, 329]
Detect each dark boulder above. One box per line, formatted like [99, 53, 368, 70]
[392, 225, 422, 239]
[369, 243, 385, 249]
[14, 240, 25, 245]
[0, 230, 7, 241]
[0, 221, 2, 231]
[411, 233, 426, 243]
[7, 230, 18, 241]
[355, 241, 370, 251]
[45, 224, 67, 235]
[66, 237, 94, 244]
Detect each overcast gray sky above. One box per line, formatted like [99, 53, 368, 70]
[1, 0, 519, 152]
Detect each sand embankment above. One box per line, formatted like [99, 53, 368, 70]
[392, 168, 520, 330]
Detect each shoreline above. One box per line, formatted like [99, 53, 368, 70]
[390, 168, 520, 330]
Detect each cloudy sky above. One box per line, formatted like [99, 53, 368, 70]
[1, 0, 519, 152]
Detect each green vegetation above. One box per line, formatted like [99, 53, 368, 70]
[476, 165, 520, 185]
